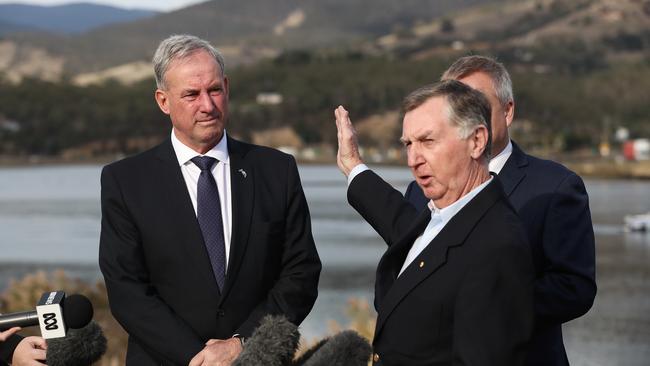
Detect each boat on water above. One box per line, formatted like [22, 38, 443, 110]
[624, 212, 650, 232]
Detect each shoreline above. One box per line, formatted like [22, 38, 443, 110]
[2, 155, 650, 179]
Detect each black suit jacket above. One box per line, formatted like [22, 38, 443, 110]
[350, 171, 534, 366]
[99, 136, 321, 365]
[0, 335, 22, 365]
[405, 142, 597, 366]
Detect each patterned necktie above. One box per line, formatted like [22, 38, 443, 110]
[191, 156, 226, 291]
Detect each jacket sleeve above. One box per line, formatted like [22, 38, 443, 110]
[235, 156, 321, 337]
[348, 170, 420, 246]
[98, 165, 205, 365]
[535, 172, 597, 323]
[0, 334, 22, 363]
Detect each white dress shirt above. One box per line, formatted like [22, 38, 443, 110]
[398, 177, 492, 276]
[489, 140, 513, 174]
[171, 129, 233, 266]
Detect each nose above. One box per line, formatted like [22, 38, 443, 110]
[407, 143, 424, 170]
[198, 91, 216, 113]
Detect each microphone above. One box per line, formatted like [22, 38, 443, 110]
[0, 292, 93, 339]
[298, 330, 371, 366]
[232, 315, 300, 366]
[46, 320, 107, 366]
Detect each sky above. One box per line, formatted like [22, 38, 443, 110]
[0, 0, 208, 11]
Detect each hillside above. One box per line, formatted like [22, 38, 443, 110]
[0, 0, 499, 82]
[0, 3, 157, 34]
[375, 0, 650, 66]
[1, 0, 648, 85]
[0, 18, 32, 35]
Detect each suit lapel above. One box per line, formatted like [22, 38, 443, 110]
[153, 139, 220, 293]
[497, 142, 528, 197]
[219, 137, 254, 302]
[374, 178, 505, 340]
[375, 208, 431, 307]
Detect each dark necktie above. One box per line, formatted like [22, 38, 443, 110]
[191, 156, 226, 291]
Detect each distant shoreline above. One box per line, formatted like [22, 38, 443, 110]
[565, 160, 650, 180]
[2, 155, 650, 179]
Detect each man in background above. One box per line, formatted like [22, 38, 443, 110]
[405, 55, 597, 365]
[99, 34, 320, 365]
[335, 80, 534, 365]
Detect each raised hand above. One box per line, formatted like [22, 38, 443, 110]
[334, 105, 363, 176]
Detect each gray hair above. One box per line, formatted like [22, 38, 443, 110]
[402, 79, 492, 159]
[441, 55, 513, 108]
[152, 34, 225, 90]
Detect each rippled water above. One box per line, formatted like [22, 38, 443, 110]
[0, 164, 648, 365]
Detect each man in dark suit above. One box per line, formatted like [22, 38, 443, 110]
[404, 56, 597, 365]
[99, 35, 321, 366]
[335, 80, 534, 365]
[0, 328, 46, 365]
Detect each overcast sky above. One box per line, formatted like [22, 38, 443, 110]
[0, 0, 208, 11]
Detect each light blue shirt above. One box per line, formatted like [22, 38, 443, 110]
[398, 176, 492, 276]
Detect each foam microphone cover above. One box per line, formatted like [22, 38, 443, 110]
[63, 294, 94, 329]
[300, 330, 371, 366]
[232, 315, 300, 366]
[46, 320, 107, 366]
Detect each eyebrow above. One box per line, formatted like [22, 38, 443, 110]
[180, 83, 223, 96]
[401, 129, 435, 144]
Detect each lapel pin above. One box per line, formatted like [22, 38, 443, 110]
[238, 169, 247, 178]
[419, 261, 425, 268]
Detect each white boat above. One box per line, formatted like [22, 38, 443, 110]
[624, 212, 650, 232]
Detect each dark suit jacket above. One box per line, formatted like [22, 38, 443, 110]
[0, 335, 22, 365]
[99, 136, 321, 365]
[405, 142, 597, 366]
[349, 171, 534, 366]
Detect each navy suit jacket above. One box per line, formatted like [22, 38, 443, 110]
[405, 142, 597, 366]
[99, 136, 321, 365]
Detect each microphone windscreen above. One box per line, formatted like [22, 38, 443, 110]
[293, 338, 327, 366]
[46, 320, 107, 366]
[63, 294, 94, 329]
[302, 330, 371, 366]
[232, 315, 300, 366]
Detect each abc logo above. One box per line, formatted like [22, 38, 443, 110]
[42, 313, 59, 330]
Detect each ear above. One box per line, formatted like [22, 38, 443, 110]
[223, 75, 230, 99]
[155, 89, 171, 115]
[470, 125, 489, 160]
[504, 100, 515, 128]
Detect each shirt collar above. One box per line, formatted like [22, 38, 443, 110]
[488, 139, 513, 174]
[170, 129, 230, 166]
[428, 176, 493, 224]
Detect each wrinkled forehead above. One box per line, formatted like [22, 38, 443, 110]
[401, 97, 452, 137]
[167, 50, 222, 75]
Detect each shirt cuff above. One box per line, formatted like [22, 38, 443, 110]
[347, 164, 369, 186]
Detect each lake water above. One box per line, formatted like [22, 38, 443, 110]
[0, 164, 649, 365]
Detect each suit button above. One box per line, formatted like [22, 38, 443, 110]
[373, 353, 380, 362]
[217, 309, 225, 317]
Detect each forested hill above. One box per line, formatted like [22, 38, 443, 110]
[1, 0, 499, 80]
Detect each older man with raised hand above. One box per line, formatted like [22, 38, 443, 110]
[405, 56, 597, 366]
[335, 80, 534, 366]
[99, 34, 321, 366]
